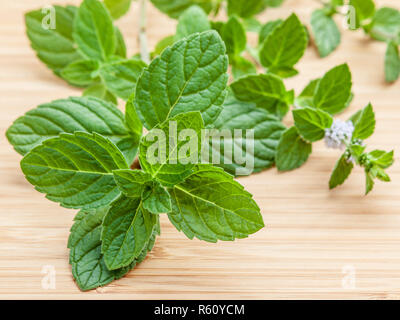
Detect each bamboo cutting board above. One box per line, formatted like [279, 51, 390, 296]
[0, 0, 399, 299]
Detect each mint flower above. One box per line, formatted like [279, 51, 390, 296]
[324, 119, 354, 149]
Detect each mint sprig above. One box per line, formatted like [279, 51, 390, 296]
[7, 0, 395, 292]
[311, 0, 400, 83]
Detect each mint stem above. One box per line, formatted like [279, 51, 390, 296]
[138, 0, 150, 64]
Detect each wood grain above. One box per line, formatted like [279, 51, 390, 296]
[0, 0, 399, 299]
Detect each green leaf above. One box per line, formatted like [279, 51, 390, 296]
[349, 0, 375, 26]
[231, 56, 257, 80]
[113, 169, 172, 214]
[113, 169, 153, 197]
[295, 78, 320, 108]
[142, 182, 172, 214]
[61, 60, 99, 87]
[101, 195, 158, 270]
[275, 126, 312, 171]
[152, 35, 175, 58]
[311, 9, 341, 58]
[69, 206, 158, 291]
[135, 30, 228, 129]
[230, 74, 294, 119]
[299, 78, 320, 98]
[293, 107, 333, 142]
[6, 97, 139, 163]
[104, 0, 132, 19]
[73, 0, 116, 61]
[150, 0, 213, 19]
[365, 170, 374, 195]
[227, 0, 265, 18]
[258, 19, 283, 45]
[264, 0, 284, 7]
[329, 154, 354, 189]
[139, 112, 204, 187]
[385, 41, 400, 83]
[369, 150, 394, 169]
[349, 103, 375, 140]
[242, 17, 262, 33]
[25, 5, 81, 75]
[368, 7, 400, 42]
[259, 14, 307, 75]
[69, 206, 128, 290]
[210, 94, 286, 175]
[99, 58, 147, 101]
[125, 94, 143, 142]
[114, 27, 127, 58]
[20, 132, 128, 209]
[221, 16, 247, 56]
[168, 165, 264, 242]
[83, 83, 118, 104]
[175, 5, 211, 40]
[313, 64, 352, 115]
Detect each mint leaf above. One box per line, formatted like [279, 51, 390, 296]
[99, 59, 147, 100]
[313, 64, 352, 115]
[242, 17, 262, 33]
[369, 150, 394, 169]
[6, 97, 139, 163]
[142, 182, 172, 214]
[259, 14, 307, 76]
[349, 103, 375, 140]
[258, 19, 283, 45]
[175, 5, 211, 40]
[168, 165, 264, 242]
[69, 206, 158, 291]
[135, 30, 228, 129]
[152, 35, 175, 58]
[227, 0, 265, 18]
[231, 56, 257, 80]
[113, 169, 172, 214]
[230, 74, 294, 119]
[329, 154, 354, 189]
[83, 83, 118, 104]
[385, 41, 400, 83]
[125, 94, 143, 147]
[139, 112, 204, 186]
[73, 0, 116, 61]
[150, 0, 213, 19]
[101, 195, 158, 270]
[61, 60, 99, 87]
[368, 7, 400, 42]
[349, 0, 375, 28]
[264, 0, 284, 7]
[20, 132, 128, 209]
[293, 107, 333, 142]
[311, 9, 341, 58]
[25, 5, 81, 75]
[69, 206, 130, 291]
[114, 27, 127, 58]
[299, 78, 320, 98]
[113, 169, 153, 197]
[210, 94, 286, 175]
[295, 78, 320, 108]
[221, 16, 247, 57]
[363, 150, 394, 194]
[104, 0, 132, 19]
[275, 126, 312, 171]
[365, 171, 375, 194]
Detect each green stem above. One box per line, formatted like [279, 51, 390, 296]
[138, 0, 150, 64]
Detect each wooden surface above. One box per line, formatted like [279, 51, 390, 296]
[0, 0, 400, 299]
